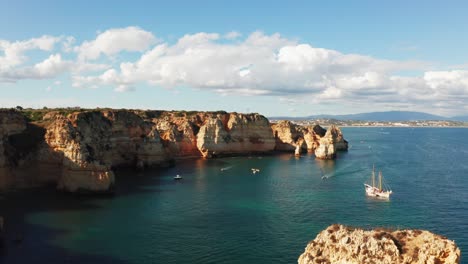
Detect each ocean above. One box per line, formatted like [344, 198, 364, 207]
[1, 127, 467, 263]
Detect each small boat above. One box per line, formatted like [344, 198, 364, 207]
[251, 168, 260, 174]
[320, 168, 328, 180]
[174, 174, 182, 180]
[364, 166, 392, 198]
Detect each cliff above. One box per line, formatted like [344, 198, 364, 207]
[271, 120, 306, 152]
[314, 125, 348, 160]
[271, 122, 348, 159]
[298, 224, 460, 264]
[0, 110, 39, 190]
[0, 110, 26, 189]
[197, 113, 275, 158]
[0, 109, 347, 193]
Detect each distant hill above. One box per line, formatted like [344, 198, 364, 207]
[451, 115, 468, 122]
[270, 111, 451, 121]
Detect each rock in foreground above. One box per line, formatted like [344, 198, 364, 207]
[298, 224, 460, 264]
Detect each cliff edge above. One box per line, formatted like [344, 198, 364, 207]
[1, 109, 348, 193]
[298, 224, 460, 264]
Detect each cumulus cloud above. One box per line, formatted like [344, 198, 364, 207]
[224, 31, 241, 40]
[75, 26, 157, 60]
[70, 30, 468, 115]
[73, 31, 428, 100]
[2, 27, 468, 115]
[424, 70, 468, 96]
[0, 35, 61, 71]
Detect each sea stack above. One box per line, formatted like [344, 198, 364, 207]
[298, 224, 460, 264]
[314, 125, 348, 159]
[271, 121, 348, 159]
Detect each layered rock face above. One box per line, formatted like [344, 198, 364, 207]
[155, 118, 199, 158]
[298, 224, 460, 264]
[0, 109, 281, 192]
[0, 110, 27, 190]
[197, 113, 275, 158]
[271, 120, 306, 152]
[1, 109, 348, 192]
[44, 110, 171, 192]
[271, 122, 348, 159]
[314, 125, 348, 160]
[303, 125, 326, 151]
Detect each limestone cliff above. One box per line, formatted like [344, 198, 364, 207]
[155, 118, 199, 157]
[298, 224, 460, 264]
[197, 113, 275, 157]
[303, 125, 326, 151]
[0, 110, 27, 190]
[1, 109, 347, 192]
[44, 110, 171, 192]
[271, 121, 348, 159]
[314, 125, 348, 159]
[271, 120, 306, 152]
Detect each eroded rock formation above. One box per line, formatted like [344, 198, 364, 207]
[314, 125, 348, 159]
[197, 113, 275, 158]
[45, 110, 173, 192]
[0, 109, 347, 192]
[0, 110, 28, 190]
[271, 121, 348, 159]
[271, 120, 305, 152]
[298, 224, 460, 264]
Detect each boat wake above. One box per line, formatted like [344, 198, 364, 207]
[220, 166, 233, 171]
[320, 168, 332, 180]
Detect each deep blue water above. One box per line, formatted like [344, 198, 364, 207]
[1, 127, 467, 263]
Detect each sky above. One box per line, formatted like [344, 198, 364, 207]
[1, 0, 468, 117]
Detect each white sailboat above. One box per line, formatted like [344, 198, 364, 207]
[364, 166, 392, 198]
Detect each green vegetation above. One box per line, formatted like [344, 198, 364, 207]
[19, 107, 86, 122]
[21, 109, 47, 122]
[11, 107, 241, 123]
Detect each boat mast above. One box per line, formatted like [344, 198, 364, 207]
[372, 165, 375, 187]
[379, 171, 382, 191]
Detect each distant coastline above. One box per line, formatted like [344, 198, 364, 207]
[273, 119, 468, 128]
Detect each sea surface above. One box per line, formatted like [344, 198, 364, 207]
[1, 127, 467, 263]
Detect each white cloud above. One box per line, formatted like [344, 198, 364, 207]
[34, 54, 70, 78]
[62, 36, 76, 52]
[75, 26, 157, 60]
[424, 70, 468, 96]
[2, 28, 468, 116]
[0, 35, 61, 70]
[224, 31, 241, 40]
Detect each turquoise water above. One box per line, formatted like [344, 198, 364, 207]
[1, 127, 467, 263]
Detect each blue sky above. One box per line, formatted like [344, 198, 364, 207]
[1, 0, 468, 116]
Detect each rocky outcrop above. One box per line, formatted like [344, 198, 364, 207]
[1, 109, 348, 192]
[272, 122, 348, 159]
[314, 125, 348, 159]
[0, 110, 27, 190]
[298, 224, 460, 264]
[197, 113, 275, 158]
[303, 125, 326, 151]
[155, 119, 199, 158]
[271, 120, 306, 152]
[44, 110, 172, 192]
